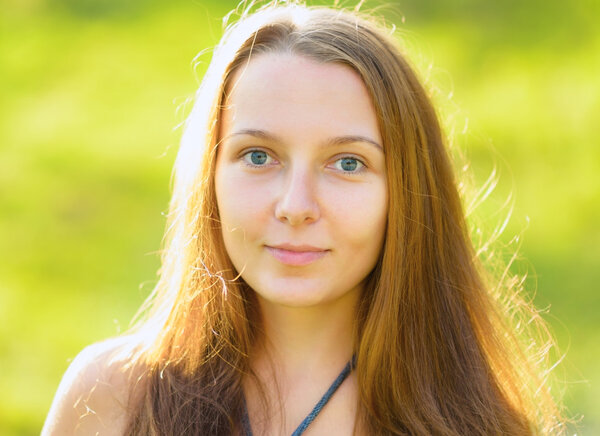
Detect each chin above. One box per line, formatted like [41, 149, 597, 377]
[251, 277, 355, 308]
[259, 293, 332, 308]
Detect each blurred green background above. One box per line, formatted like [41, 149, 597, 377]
[1, 0, 598, 434]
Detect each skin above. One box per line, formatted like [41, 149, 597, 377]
[216, 53, 387, 308]
[41, 337, 142, 435]
[215, 53, 388, 435]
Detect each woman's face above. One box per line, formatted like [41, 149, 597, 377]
[215, 53, 387, 308]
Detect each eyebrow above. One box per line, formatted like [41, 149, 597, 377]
[227, 128, 383, 151]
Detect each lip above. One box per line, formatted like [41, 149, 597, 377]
[265, 244, 329, 266]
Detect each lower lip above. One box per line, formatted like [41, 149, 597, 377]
[266, 247, 328, 266]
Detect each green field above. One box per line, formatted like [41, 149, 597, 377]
[1, 1, 598, 434]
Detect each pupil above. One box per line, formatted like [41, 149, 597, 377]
[251, 151, 267, 165]
[341, 158, 357, 171]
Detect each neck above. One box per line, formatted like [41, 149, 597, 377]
[254, 288, 359, 379]
[244, 288, 362, 436]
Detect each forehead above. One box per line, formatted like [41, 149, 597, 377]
[220, 53, 381, 144]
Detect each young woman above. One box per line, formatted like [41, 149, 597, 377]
[42, 2, 565, 435]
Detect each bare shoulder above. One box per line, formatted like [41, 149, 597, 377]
[42, 335, 148, 436]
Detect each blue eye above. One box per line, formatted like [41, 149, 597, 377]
[242, 150, 272, 167]
[334, 157, 364, 173]
[250, 151, 268, 165]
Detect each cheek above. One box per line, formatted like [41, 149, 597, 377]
[325, 181, 388, 246]
[215, 166, 274, 234]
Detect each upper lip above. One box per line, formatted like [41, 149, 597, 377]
[267, 243, 328, 252]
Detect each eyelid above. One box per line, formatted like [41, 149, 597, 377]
[236, 147, 369, 173]
[239, 147, 278, 167]
[329, 154, 368, 175]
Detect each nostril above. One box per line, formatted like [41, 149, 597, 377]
[274, 197, 319, 225]
[274, 172, 320, 225]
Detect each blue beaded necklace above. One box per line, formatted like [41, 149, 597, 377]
[242, 356, 356, 436]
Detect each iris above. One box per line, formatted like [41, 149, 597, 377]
[250, 151, 268, 165]
[340, 158, 358, 172]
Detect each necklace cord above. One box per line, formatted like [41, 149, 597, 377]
[243, 355, 356, 436]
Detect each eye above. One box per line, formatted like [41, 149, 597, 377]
[332, 157, 365, 173]
[241, 149, 275, 167]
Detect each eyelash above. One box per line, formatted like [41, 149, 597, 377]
[239, 149, 368, 174]
[240, 149, 277, 168]
[331, 155, 367, 175]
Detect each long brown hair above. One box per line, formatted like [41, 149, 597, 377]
[124, 2, 564, 434]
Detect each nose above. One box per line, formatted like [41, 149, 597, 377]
[275, 164, 320, 226]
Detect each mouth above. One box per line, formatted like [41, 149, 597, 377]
[265, 244, 329, 266]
